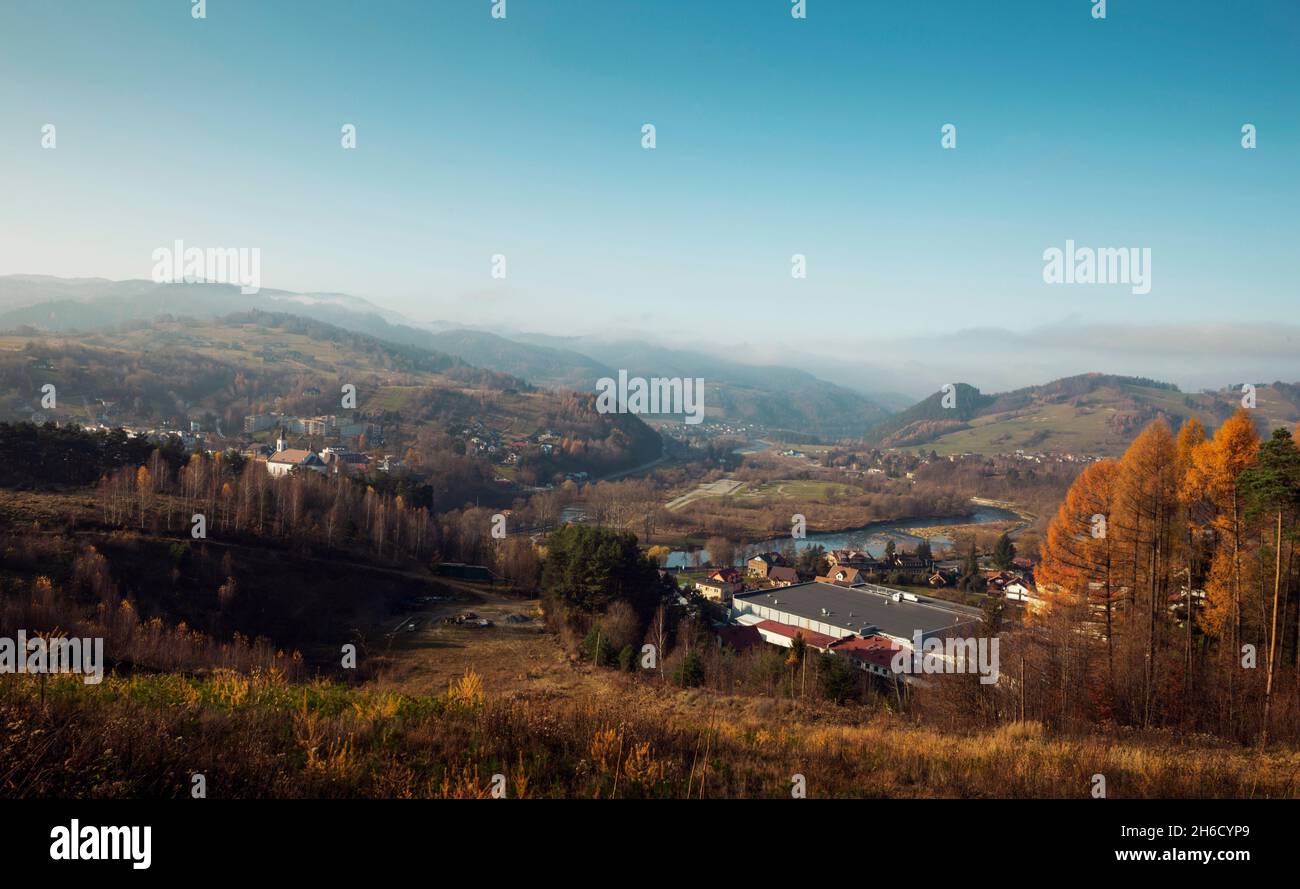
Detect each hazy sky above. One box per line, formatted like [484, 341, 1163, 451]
[1, 0, 1296, 381]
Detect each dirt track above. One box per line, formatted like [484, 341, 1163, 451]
[665, 477, 743, 511]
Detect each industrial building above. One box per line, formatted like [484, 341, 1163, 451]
[731, 581, 982, 649]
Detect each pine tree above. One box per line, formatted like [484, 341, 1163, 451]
[674, 648, 704, 688]
[1238, 428, 1300, 745]
[993, 533, 1016, 569]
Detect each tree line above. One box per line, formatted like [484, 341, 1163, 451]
[1036, 410, 1300, 744]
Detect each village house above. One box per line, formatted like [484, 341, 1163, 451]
[265, 428, 327, 477]
[709, 567, 743, 586]
[242, 442, 274, 460]
[320, 447, 371, 475]
[1002, 578, 1036, 602]
[818, 565, 864, 586]
[695, 565, 745, 604]
[986, 571, 1020, 592]
[891, 552, 931, 571]
[746, 551, 786, 578]
[695, 575, 742, 605]
[767, 566, 800, 587]
[826, 549, 872, 569]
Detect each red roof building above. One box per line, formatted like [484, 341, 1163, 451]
[710, 567, 743, 585]
[754, 620, 841, 651]
[717, 624, 764, 652]
[818, 566, 863, 586]
[829, 634, 909, 677]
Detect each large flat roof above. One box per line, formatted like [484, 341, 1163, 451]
[734, 582, 981, 640]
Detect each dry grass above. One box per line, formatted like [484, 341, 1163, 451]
[4, 664, 1299, 799]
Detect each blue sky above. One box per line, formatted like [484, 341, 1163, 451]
[0, 0, 1296, 374]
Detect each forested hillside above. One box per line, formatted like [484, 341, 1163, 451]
[0, 313, 662, 488]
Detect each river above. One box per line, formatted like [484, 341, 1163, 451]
[663, 503, 1022, 569]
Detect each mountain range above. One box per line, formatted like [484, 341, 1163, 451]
[864, 374, 1300, 456]
[3, 275, 1297, 455]
[0, 276, 888, 439]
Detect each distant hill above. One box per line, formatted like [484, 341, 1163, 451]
[0, 276, 893, 439]
[862, 383, 994, 448]
[420, 329, 614, 393]
[0, 311, 663, 485]
[509, 334, 890, 439]
[865, 373, 1300, 456]
[0, 275, 412, 330]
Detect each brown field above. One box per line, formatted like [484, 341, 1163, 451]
[369, 592, 599, 698]
[6, 620, 1300, 798]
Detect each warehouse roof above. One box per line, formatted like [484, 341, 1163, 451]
[734, 582, 981, 640]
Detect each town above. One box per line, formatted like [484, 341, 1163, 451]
[685, 544, 1038, 684]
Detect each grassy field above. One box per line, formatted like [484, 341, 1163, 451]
[366, 385, 424, 412]
[739, 479, 858, 502]
[667, 477, 859, 512]
[7, 635, 1300, 798]
[921, 402, 1134, 456]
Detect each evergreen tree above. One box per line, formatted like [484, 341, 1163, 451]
[981, 594, 1004, 636]
[580, 625, 615, 666]
[673, 648, 704, 688]
[818, 652, 857, 703]
[788, 632, 807, 666]
[541, 523, 665, 619]
[1238, 427, 1300, 745]
[617, 644, 637, 672]
[993, 532, 1016, 569]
